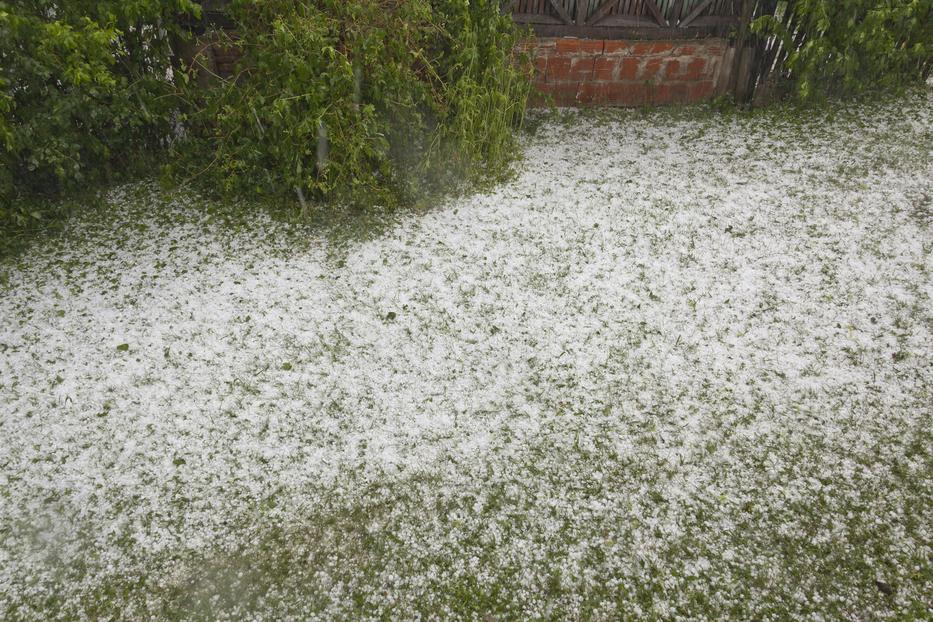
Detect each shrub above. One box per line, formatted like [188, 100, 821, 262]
[752, 0, 932, 101]
[0, 1, 199, 231]
[172, 0, 532, 210]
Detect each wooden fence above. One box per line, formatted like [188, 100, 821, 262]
[503, 0, 744, 38]
[192, 0, 789, 103]
[198, 1, 777, 41]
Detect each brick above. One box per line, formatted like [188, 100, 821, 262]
[556, 38, 604, 54]
[578, 82, 647, 107]
[534, 55, 549, 77]
[554, 38, 578, 54]
[672, 83, 690, 103]
[688, 80, 715, 101]
[604, 40, 632, 55]
[545, 56, 569, 82]
[518, 37, 725, 109]
[593, 56, 619, 81]
[683, 57, 707, 80]
[619, 57, 640, 81]
[569, 56, 595, 81]
[651, 83, 672, 103]
[640, 57, 663, 80]
[631, 42, 654, 56]
[547, 56, 595, 82]
[649, 83, 689, 105]
[577, 82, 612, 105]
[633, 41, 674, 56]
[617, 83, 650, 106]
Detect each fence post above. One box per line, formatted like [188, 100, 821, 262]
[729, 0, 755, 102]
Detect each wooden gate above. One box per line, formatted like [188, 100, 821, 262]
[502, 0, 743, 38]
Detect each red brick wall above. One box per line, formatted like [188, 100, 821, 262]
[202, 35, 726, 108]
[522, 37, 726, 107]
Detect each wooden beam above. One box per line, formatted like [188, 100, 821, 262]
[595, 15, 662, 28]
[500, 0, 519, 13]
[547, 0, 574, 24]
[586, 0, 618, 26]
[689, 15, 739, 28]
[529, 23, 715, 39]
[643, 0, 668, 27]
[594, 13, 662, 30]
[678, 0, 713, 28]
[511, 12, 566, 25]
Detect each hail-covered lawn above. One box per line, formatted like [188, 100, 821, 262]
[2, 91, 932, 621]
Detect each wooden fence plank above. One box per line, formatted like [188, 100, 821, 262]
[500, 0, 756, 32]
[643, 0, 668, 26]
[678, 0, 713, 27]
[575, 0, 587, 24]
[670, 0, 685, 21]
[547, 0, 574, 23]
[512, 12, 566, 24]
[586, 0, 618, 25]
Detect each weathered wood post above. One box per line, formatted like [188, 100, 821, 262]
[729, 0, 755, 103]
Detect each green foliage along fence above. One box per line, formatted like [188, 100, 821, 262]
[1, 0, 930, 244]
[0, 0, 531, 239]
[748, 0, 932, 103]
[502, 0, 931, 102]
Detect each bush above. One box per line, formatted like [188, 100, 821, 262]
[0, 1, 199, 231]
[172, 0, 532, 210]
[752, 0, 932, 101]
